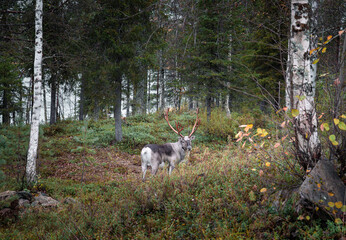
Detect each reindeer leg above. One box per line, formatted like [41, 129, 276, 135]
[151, 162, 159, 177]
[168, 164, 175, 175]
[142, 163, 147, 181]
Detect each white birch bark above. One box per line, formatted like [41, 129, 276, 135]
[26, 0, 43, 184]
[225, 34, 232, 117]
[288, 0, 320, 168]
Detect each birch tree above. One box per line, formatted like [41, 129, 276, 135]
[26, 0, 43, 184]
[287, 0, 321, 169]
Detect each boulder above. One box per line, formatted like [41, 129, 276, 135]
[32, 192, 59, 207]
[0, 191, 16, 201]
[299, 159, 346, 218]
[63, 197, 78, 205]
[16, 191, 33, 201]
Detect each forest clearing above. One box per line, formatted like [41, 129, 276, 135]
[1, 0, 345, 239]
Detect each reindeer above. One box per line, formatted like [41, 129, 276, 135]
[141, 108, 200, 180]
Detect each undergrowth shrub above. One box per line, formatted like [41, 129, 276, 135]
[0, 125, 30, 188]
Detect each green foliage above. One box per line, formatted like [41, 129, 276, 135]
[0, 125, 30, 187]
[0, 57, 24, 124]
[1, 145, 343, 239]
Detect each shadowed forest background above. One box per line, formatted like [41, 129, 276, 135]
[0, 0, 345, 239]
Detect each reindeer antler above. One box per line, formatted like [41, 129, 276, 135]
[189, 108, 200, 137]
[164, 108, 184, 138]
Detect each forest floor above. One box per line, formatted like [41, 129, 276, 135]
[43, 147, 143, 183]
[1, 117, 345, 239]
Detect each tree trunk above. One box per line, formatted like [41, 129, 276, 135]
[289, 0, 321, 169]
[114, 75, 122, 142]
[159, 50, 165, 110]
[139, 72, 147, 114]
[50, 73, 56, 125]
[42, 79, 47, 123]
[156, 69, 159, 111]
[206, 91, 211, 123]
[79, 77, 85, 121]
[93, 99, 99, 120]
[189, 96, 194, 110]
[26, 0, 43, 184]
[2, 82, 10, 124]
[126, 77, 130, 117]
[132, 81, 138, 115]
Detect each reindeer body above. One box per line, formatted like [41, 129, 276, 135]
[141, 136, 194, 180]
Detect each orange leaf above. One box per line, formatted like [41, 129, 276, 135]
[320, 124, 324, 131]
[334, 78, 340, 86]
[280, 121, 286, 128]
[309, 48, 317, 55]
[328, 192, 334, 197]
[335, 201, 343, 209]
[235, 131, 243, 138]
[327, 35, 332, 40]
[283, 107, 288, 112]
[260, 188, 267, 193]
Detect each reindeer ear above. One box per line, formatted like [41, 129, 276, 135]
[190, 136, 195, 140]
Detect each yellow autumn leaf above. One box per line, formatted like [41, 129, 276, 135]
[292, 109, 299, 117]
[260, 130, 268, 137]
[335, 201, 343, 209]
[335, 218, 343, 224]
[322, 123, 330, 131]
[265, 162, 271, 167]
[312, 58, 320, 64]
[322, 47, 327, 53]
[244, 124, 253, 133]
[317, 183, 321, 188]
[260, 188, 267, 193]
[334, 118, 340, 125]
[315, 207, 319, 211]
[329, 134, 336, 142]
[309, 48, 317, 55]
[305, 216, 310, 220]
[328, 192, 334, 197]
[341, 114, 346, 118]
[338, 121, 346, 130]
[328, 202, 335, 208]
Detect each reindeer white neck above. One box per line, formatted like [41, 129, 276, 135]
[141, 108, 200, 180]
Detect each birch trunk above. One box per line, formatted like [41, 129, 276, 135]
[50, 73, 56, 125]
[26, 0, 43, 184]
[114, 75, 122, 142]
[79, 77, 85, 121]
[288, 0, 320, 168]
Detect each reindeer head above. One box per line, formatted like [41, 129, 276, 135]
[164, 108, 200, 151]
